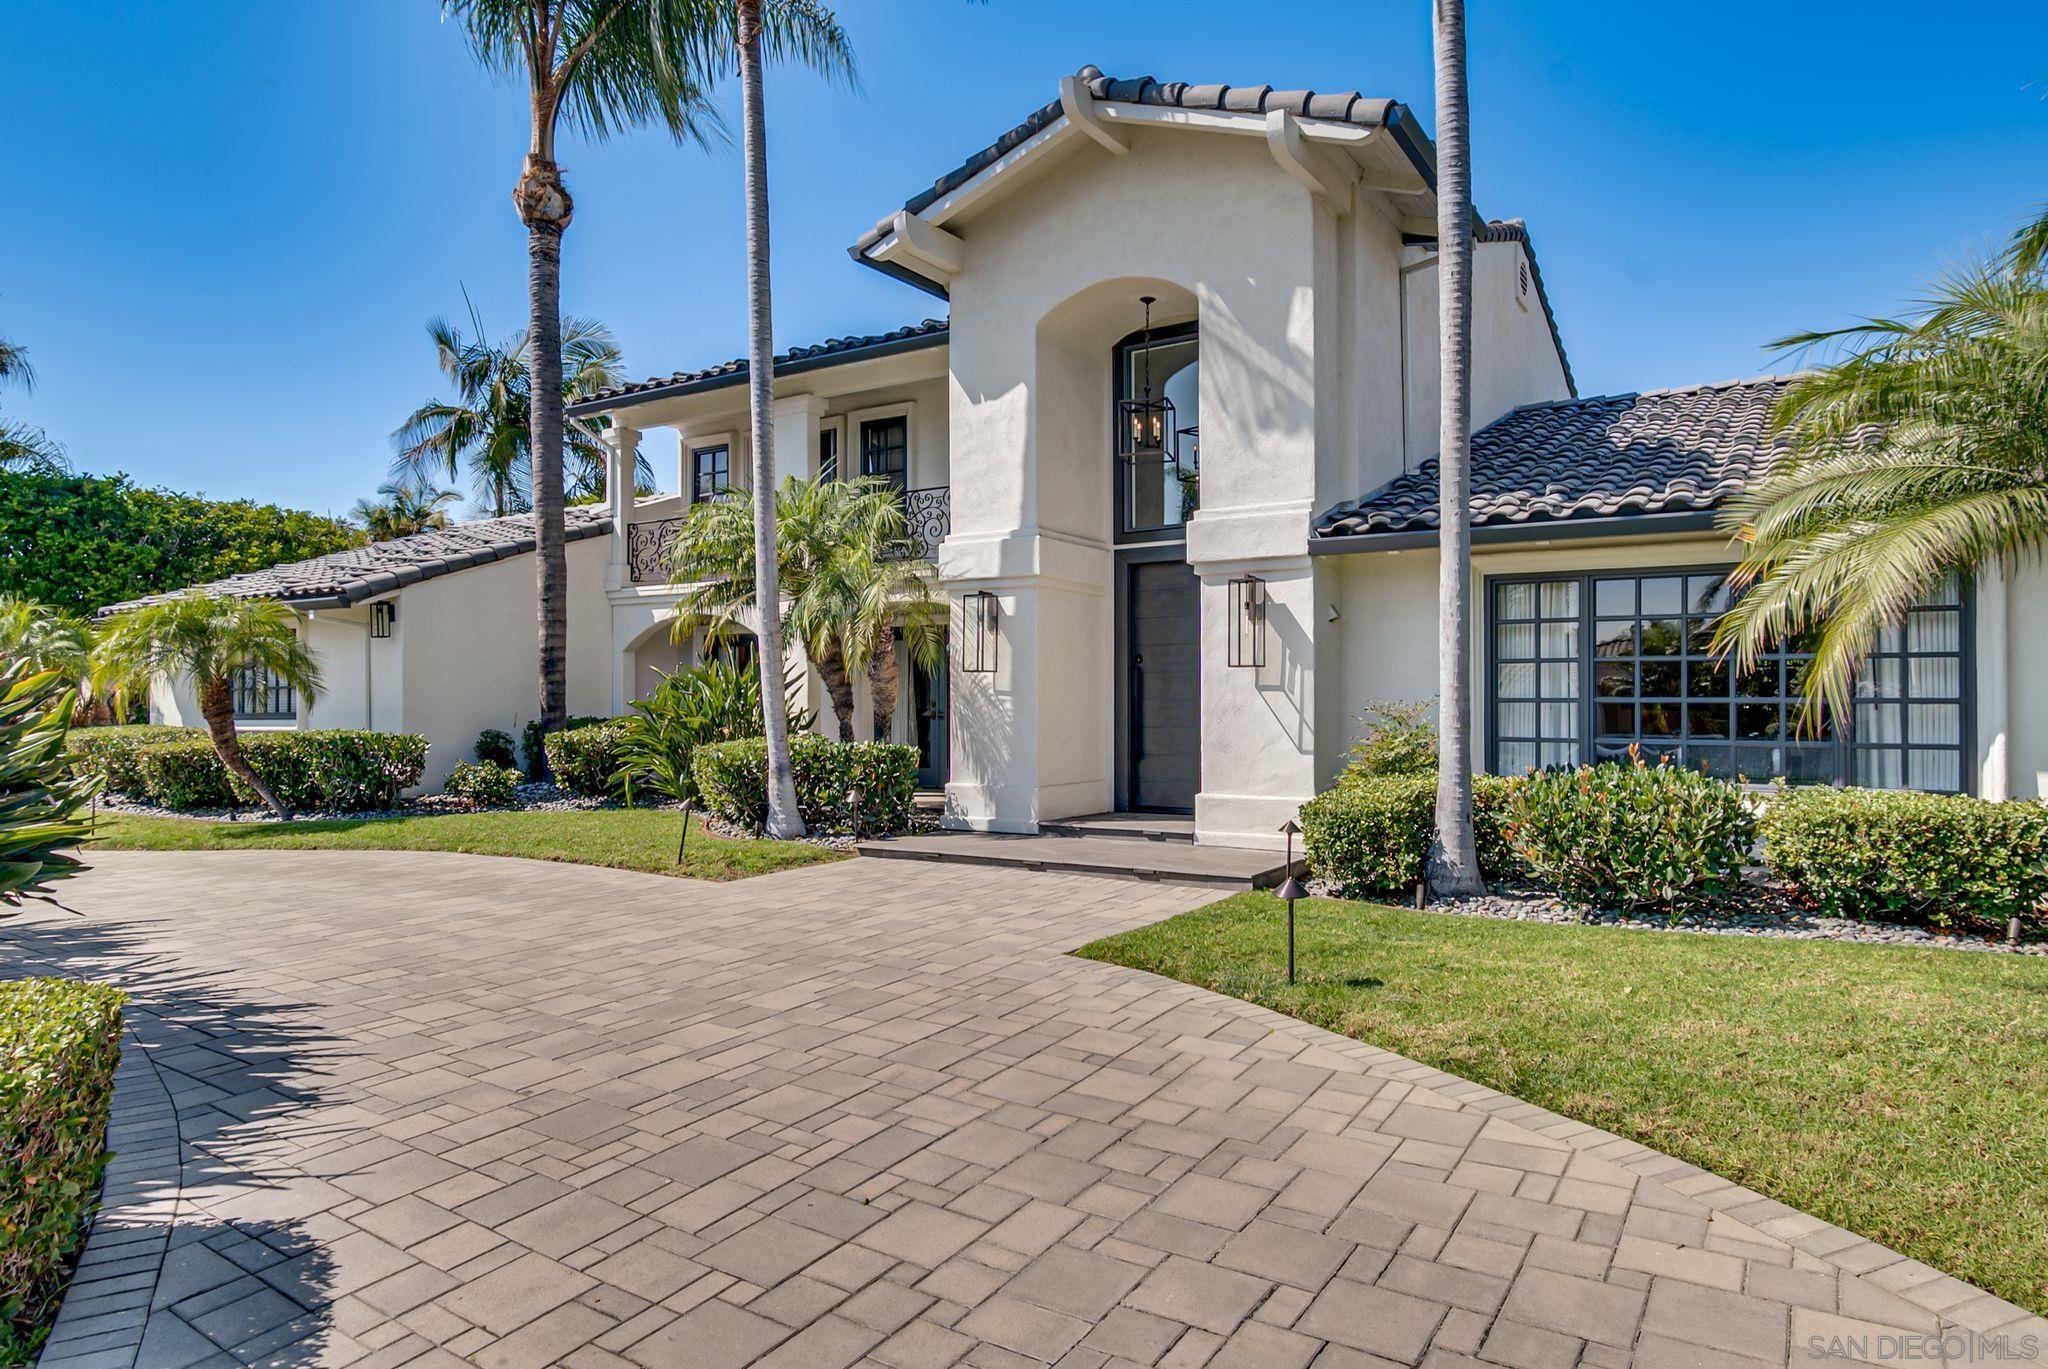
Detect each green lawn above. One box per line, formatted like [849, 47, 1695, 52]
[1078, 894, 2048, 1315]
[87, 809, 845, 882]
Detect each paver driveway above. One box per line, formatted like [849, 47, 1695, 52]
[10, 852, 2041, 1369]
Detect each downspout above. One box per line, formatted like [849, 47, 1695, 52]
[1398, 252, 1439, 475]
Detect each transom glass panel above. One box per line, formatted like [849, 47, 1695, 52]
[1116, 330, 1199, 536]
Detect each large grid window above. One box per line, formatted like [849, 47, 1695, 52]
[860, 417, 908, 493]
[232, 664, 295, 721]
[1488, 569, 1970, 793]
[691, 445, 730, 502]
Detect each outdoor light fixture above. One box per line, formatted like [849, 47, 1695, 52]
[370, 602, 395, 639]
[1117, 296, 1177, 464]
[1228, 574, 1267, 669]
[1276, 819, 1309, 985]
[962, 591, 999, 674]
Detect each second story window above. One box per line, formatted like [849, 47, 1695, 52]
[818, 425, 841, 482]
[691, 444, 730, 502]
[233, 663, 296, 721]
[1115, 323, 1200, 538]
[859, 417, 908, 494]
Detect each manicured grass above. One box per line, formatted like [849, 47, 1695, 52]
[1078, 894, 2048, 1314]
[87, 809, 845, 882]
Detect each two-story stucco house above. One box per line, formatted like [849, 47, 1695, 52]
[123, 67, 2048, 839]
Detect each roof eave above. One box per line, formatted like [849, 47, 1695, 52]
[566, 326, 951, 417]
[1309, 508, 1727, 555]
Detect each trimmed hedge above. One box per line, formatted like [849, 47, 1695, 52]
[1300, 772, 1521, 898]
[1507, 757, 1756, 917]
[130, 731, 428, 813]
[1760, 787, 2048, 933]
[523, 716, 605, 778]
[66, 725, 200, 796]
[544, 722, 627, 798]
[692, 735, 919, 835]
[445, 760, 521, 808]
[0, 978, 126, 1363]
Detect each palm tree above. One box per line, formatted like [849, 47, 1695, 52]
[0, 326, 66, 475]
[1426, 0, 1485, 898]
[1714, 204, 2048, 723]
[94, 595, 322, 820]
[665, 475, 942, 742]
[351, 481, 461, 542]
[0, 595, 93, 698]
[392, 315, 642, 517]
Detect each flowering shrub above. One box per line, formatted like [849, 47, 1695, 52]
[444, 759, 521, 808]
[1760, 787, 2048, 934]
[1506, 751, 1756, 917]
[1300, 772, 1522, 897]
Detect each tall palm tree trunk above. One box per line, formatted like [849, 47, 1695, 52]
[737, 0, 804, 838]
[815, 641, 858, 742]
[516, 134, 573, 738]
[1427, 0, 1486, 898]
[196, 676, 289, 820]
[865, 626, 901, 743]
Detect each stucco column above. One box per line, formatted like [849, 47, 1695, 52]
[1977, 565, 2010, 800]
[771, 394, 828, 486]
[601, 418, 642, 592]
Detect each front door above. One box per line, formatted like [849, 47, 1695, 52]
[1126, 561, 1200, 811]
[912, 637, 948, 788]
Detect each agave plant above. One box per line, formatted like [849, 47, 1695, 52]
[0, 662, 98, 907]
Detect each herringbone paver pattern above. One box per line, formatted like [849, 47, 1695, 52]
[10, 851, 2042, 1368]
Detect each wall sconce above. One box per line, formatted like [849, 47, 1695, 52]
[1228, 575, 1266, 668]
[371, 601, 396, 639]
[962, 591, 999, 673]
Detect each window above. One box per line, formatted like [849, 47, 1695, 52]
[818, 423, 841, 482]
[233, 664, 296, 721]
[691, 444, 730, 501]
[1114, 325, 1199, 537]
[859, 417, 907, 493]
[1488, 569, 1970, 792]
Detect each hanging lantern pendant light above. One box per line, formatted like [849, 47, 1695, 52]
[1120, 296, 1178, 464]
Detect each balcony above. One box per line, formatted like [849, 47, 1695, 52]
[626, 485, 948, 584]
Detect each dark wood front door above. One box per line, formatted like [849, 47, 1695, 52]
[1127, 561, 1200, 812]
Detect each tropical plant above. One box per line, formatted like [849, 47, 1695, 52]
[1714, 203, 2048, 722]
[350, 480, 460, 541]
[612, 657, 806, 805]
[666, 475, 942, 744]
[0, 598, 91, 684]
[1426, 0, 1485, 897]
[391, 315, 642, 517]
[0, 326, 65, 476]
[93, 595, 322, 819]
[0, 663, 98, 907]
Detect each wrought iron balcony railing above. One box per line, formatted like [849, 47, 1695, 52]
[893, 485, 949, 562]
[627, 486, 947, 583]
[627, 516, 685, 584]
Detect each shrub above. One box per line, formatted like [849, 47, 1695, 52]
[1340, 700, 1438, 781]
[691, 735, 919, 835]
[65, 724, 199, 796]
[0, 978, 126, 1363]
[134, 731, 428, 813]
[474, 728, 517, 770]
[523, 715, 605, 778]
[1506, 753, 1756, 917]
[1, 666, 99, 906]
[445, 759, 521, 808]
[1760, 787, 2048, 934]
[544, 721, 627, 798]
[1300, 772, 1521, 898]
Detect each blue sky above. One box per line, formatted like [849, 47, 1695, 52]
[5, 1, 2044, 519]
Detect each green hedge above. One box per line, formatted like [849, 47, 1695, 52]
[130, 731, 428, 813]
[0, 978, 126, 1363]
[1299, 772, 1521, 898]
[444, 760, 521, 808]
[692, 735, 919, 835]
[1760, 787, 2048, 933]
[524, 716, 605, 778]
[474, 728, 517, 770]
[1507, 759, 1756, 917]
[543, 722, 627, 798]
[66, 725, 200, 796]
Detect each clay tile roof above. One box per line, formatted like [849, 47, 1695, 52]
[568, 318, 949, 413]
[98, 507, 615, 615]
[1314, 376, 1798, 540]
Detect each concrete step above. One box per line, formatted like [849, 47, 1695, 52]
[1038, 812, 1196, 844]
[853, 831, 1294, 891]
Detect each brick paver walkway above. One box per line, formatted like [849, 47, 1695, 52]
[10, 851, 2041, 1368]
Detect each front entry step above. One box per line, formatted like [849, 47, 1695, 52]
[853, 831, 1296, 891]
[1038, 812, 1195, 844]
